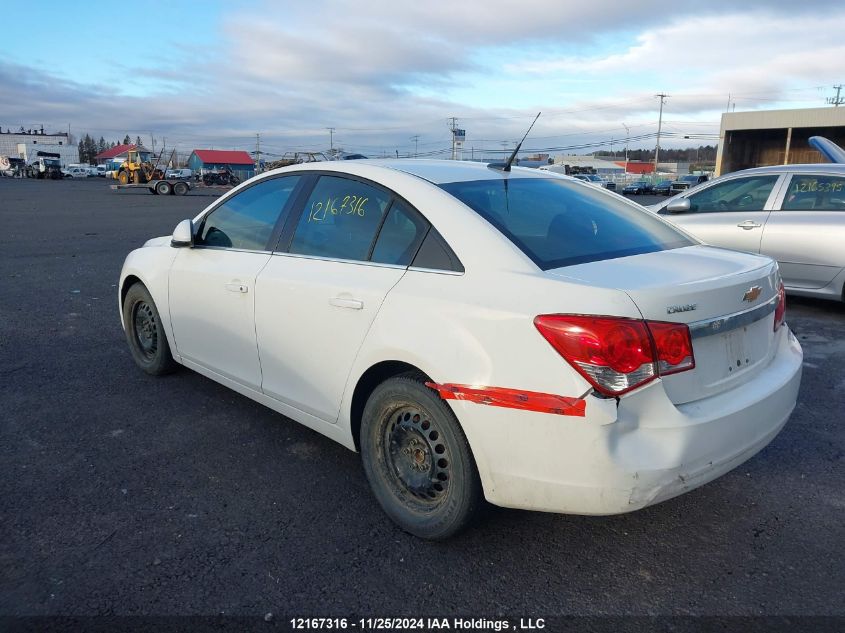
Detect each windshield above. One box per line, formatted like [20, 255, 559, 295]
[440, 177, 693, 270]
[682, 175, 699, 181]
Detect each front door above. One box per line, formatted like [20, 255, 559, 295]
[661, 174, 783, 254]
[168, 175, 302, 389]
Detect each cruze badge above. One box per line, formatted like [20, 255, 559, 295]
[742, 286, 762, 302]
[666, 303, 697, 314]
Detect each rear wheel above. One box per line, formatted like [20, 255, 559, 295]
[173, 181, 189, 196]
[360, 373, 482, 540]
[122, 283, 178, 376]
[155, 181, 172, 195]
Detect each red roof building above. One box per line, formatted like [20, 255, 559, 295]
[95, 143, 136, 162]
[188, 149, 256, 178]
[615, 161, 655, 174]
[190, 149, 254, 165]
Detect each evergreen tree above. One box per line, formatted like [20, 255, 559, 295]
[123, 134, 131, 145]
[97, 136, 107, 155]
[135, 135, 142, 147]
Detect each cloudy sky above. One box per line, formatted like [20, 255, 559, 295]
[1, 0, 842, 159]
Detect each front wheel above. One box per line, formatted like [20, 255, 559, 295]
[122, 283, 178, 375]
[360, 373, 482, 540]
[155, 181, 172, 195]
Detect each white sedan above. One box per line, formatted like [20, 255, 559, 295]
[119, 160, 802, 539]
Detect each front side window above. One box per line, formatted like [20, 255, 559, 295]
[781, 175, 845, 211]
[684, 175, 778, 213]
[441, 177, 692, 270]
[196, 176, 300, 250]
[289, 176, 392, 261]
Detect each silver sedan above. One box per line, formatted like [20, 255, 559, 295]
[649, 164, 845, 302]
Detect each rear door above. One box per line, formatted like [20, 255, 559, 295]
[660, 174, 783, 253]
[254, 174, 428, 423]
[168, 175, 302, 389]
[760, 172, 845, 289]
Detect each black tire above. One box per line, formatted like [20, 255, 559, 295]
[173, 181, 189, 196]
[229, 175, 241, 186]
[155, 181, 171, 195]
[360, 373, 482, 540]
[122, 283, 178, 376]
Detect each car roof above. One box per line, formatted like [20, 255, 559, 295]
[312, 159, 558, 185]
[726, 163, 845, 176]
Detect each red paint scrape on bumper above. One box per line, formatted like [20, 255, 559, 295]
[425, 382, 586, 417]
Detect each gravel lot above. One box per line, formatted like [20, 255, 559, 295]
[1, 178, 843, 621]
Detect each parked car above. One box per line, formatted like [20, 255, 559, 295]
[96, 165, 107, 177]
[165, 168, 193, 180]
[654, 180, 674, 195]
[571, 173, 616, 190]
[671, 174, 708, 193]
[650, 164, 845, 302]
[120, 160, 801, 539]
[623, 180, 654, 195]
[63, 166, 90, 179]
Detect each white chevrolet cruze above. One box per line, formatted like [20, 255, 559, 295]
[119, 160, 803, 539]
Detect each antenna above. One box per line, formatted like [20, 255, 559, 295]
[490, 112, 541, 172]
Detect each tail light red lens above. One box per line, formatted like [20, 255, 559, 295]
[534, 315, 695, 397]
[774, 281, 786, 331]
[647, 320, 695, 376]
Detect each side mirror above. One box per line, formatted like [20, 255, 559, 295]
[665, 198, 691, 214]
[171, 219, 194, 247]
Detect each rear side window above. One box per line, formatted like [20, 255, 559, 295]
[440, 177, 692, 270]
[196, 176, 300, 250]
[289, 175, 391, 261]
[782, 175, 845, 211]
[370, 201, 428, 266]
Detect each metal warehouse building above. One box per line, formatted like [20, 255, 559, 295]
[715, 106, 845, 176]
[0, 128, 78, 166]
[188, 150, 255, 180]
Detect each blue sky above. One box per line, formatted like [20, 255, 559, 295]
[1, 1, 842, 158]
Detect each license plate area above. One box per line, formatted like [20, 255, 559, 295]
[723, 327, 754, 376]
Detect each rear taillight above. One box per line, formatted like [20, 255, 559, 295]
[534, 315, 695, 397]
[647, 320, 695, 376]
[774, 281, 786, 331]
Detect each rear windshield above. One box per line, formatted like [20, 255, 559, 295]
[440, 177, 693, 270]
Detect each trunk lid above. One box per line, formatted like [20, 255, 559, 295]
[547, 245, 781, 404]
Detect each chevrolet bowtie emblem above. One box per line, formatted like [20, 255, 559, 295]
[742, 286, 762, 302]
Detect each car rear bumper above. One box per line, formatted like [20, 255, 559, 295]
[453, 327, 802, 515]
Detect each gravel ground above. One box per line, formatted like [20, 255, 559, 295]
[1, 178, 843, 622]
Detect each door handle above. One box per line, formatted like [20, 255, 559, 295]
[736, 220, 762, 230]
[329, 297, 364, 310]
[225, 282, 249, 293]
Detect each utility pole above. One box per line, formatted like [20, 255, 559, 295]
[623, 123, 629, 175]
[256, 133, 261, 173]
[827, 85, 844, 107]
[410, 135, 420, 158]
[326, 127, 335, 155]
[654, 93, 668, 176]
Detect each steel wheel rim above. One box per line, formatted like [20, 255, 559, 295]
[383, 405, 451, 507]
[132, 301, 158, 360]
